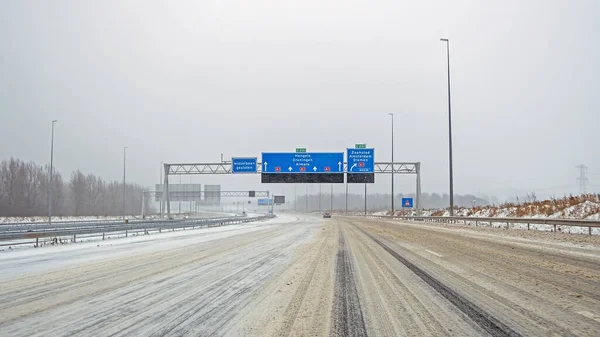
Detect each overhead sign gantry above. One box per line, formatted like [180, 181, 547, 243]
[161, 146, 421, 218]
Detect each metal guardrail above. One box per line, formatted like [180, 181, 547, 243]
[0, 215, 274, 247]
[0, 216, 239, 233]
[363, 215, 600, 235]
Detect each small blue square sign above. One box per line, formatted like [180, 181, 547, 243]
[401, 198, 413, 208]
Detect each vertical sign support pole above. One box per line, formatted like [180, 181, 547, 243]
[164, 163, 171, 219]
[159, 162, 163, 218]
[345, 177, 348, 215]
[416, 162, 422, 215]
[319, 184, 321, 213]
[330, 184, 333, 212]
[305, 184, 309, 212]
[141, 192, 145, 218]
[364, 183, 367, 215]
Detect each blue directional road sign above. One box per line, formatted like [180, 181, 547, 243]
[232, 157, 257, 173]
[402, 198, 414, 208]
[258, 198, 273, 206]
[261, 152, 344, 173]
[347, 148, 374, 173]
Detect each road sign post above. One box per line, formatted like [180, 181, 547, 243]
[261, 152, 344, 183]
[258, 198, 273, 206]
[402, 197, 414, 208]
[232, 157, 257, 173]
[347, 148, 375, 183]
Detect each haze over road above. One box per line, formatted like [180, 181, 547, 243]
[1, 214, 599, 336]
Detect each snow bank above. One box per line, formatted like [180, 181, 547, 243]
[416, 195, 600, 220]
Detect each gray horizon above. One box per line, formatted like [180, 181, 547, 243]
[1, 0, 598, 204]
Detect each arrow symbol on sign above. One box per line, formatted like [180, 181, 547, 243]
[313, 166, 317, 172]
[264, 162, 268, 171]
[288, 166, 292, 172]
[350, 163, 357, 172]
[338, 162, 342, 171]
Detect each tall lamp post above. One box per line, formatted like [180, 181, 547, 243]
[440, 38, 454, 216]
[48, 120, 57, 226]
[388, 113, 395, 214]
[123, 146, 128, 218]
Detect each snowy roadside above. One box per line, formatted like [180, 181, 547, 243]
[0, 211, 240, 224]
[0, 215, 292, 280]
[0, 213, 280, 251]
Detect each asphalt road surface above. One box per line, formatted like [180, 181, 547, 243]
[1, 214, 599, 336]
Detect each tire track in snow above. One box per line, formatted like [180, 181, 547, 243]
[355, 223, 522, 337]
[330, 231, 367, 337]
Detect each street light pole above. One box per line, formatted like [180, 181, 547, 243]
[440, 38, 454, 216]
[388, 113, 395, 214]
[48, 120, 57, 226]
[123, 146, 128, 219]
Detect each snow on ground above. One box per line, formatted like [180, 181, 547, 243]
[399, 195, 600, 220]
[0, 215, 129, 223]
[0, 214, 280, 251]
[0, 214, 296, 280]
[384, 195, 600, 235]
[0, 211, 241, 224]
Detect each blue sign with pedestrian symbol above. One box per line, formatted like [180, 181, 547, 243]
[347, 148, 374, 173]
[402, 198, 414, 208]
[232, 157, 257, 173]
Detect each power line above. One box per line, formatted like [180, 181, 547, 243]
[576, 164, 589, 194]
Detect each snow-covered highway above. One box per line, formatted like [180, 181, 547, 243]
[1, 214, 599, 336]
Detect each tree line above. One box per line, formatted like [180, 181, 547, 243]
[291, 192, 490, 212]
[0, 158, 153, 217]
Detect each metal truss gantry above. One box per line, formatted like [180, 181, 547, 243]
[166, 162, 419, 175]
[161, 162, 421, 218]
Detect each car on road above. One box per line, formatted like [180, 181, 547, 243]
[323, 212, 331, 218]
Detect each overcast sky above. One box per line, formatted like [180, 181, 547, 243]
[1, 0, 598, 202]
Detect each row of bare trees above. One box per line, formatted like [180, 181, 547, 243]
[0, 158, 153, 217]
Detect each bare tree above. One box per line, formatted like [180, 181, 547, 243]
[23, 162, 44, 215]
[0, 158, 152, 217]
[70, 170, 87, 216]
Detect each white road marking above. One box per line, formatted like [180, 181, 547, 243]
[425, 249, 444, 258]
